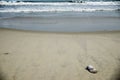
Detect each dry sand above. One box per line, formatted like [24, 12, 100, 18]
[0, 28, 120, 80]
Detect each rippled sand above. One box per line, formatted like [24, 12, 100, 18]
[0, 28, 120, 80]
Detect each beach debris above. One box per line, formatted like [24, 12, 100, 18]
[3, 53, 9, 55]
[86, 65, 98, 74]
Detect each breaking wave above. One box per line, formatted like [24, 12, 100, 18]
[0, 1, 120, 12]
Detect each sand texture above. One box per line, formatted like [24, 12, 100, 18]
[0, 28, 120, 80]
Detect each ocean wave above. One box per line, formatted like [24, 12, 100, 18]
[0, 8, 119, 13]
[0, 1, 120, 13]
[0, 1, 120, 5]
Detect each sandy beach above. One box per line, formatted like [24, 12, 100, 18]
[0, 28, 120, 80]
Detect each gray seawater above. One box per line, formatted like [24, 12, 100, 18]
[0, 0, 120, 32]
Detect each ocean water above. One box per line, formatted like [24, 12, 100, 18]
[0, 0, 120, 32]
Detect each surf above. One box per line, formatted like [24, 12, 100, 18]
[0, 0, 120, 13]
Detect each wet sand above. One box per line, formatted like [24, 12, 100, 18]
[0, 16, 120, 32]
[0, 28, 120, 80]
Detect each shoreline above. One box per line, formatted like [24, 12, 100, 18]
[1, 27, 120, 34]
[0, 16, 120, 32]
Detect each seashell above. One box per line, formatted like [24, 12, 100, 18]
[86, 65, 98, 74]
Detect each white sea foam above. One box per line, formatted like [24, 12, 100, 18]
[0, 1, 120, 13]
[0, 1, 120, 5]
[0, 8, 117, 13]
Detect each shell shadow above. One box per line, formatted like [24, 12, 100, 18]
[111, 59, 120, 80]
[113, 67, 120, 80]
[0, 71, 6, 80]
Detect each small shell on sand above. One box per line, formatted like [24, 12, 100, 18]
[86, 65, 98, 74]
